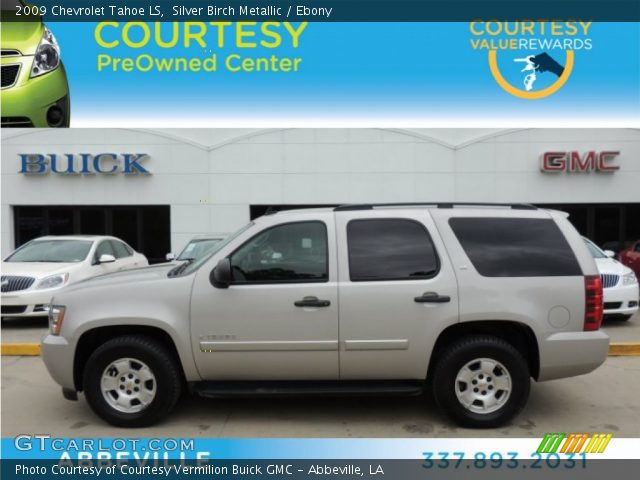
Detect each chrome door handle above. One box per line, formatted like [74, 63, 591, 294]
[294, 296, 331, 308]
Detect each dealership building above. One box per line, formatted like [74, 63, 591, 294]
[1, 128, 639, 263]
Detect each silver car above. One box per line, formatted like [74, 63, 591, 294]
[41, 204, 609, 428]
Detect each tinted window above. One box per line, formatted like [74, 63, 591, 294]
[449, 217, 582, 277]
[230, 222, 328, 283]
[94, 241, 115, 262]
[110, 241, 132, 258]
[347, 219, 439, 281]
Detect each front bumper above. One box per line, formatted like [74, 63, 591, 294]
[537, 330, 610, 381]
[1, 55, 70, 127]
[603, 283, 639, 316]
[41, 334, 76, 391]
[1, 290, 54, 319]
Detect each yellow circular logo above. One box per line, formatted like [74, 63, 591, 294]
[488, 50, 575, 100]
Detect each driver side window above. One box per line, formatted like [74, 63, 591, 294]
[93, 241, 115, 264]
[110, 240, 132, 258]
[230, 221, 328, 284]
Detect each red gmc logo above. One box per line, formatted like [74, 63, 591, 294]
[541, 151, 620, 173]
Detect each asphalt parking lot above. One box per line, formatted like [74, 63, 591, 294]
[2, 355, 639, 437]
[1, 313, 639, 438]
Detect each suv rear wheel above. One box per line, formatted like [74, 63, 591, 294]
[432, 335, 530, 428]
[83, 335, 182, 427]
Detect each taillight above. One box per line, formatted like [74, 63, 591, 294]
[584, 275, 603, 331]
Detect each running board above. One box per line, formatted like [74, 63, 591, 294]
[193, 380, 425, 398]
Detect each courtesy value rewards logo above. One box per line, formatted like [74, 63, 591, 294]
[470, 21, 593, 99]
[537, 433, 613, 454]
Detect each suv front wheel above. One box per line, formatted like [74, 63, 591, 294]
[432, 335, 530, 428]
[83, 335, 182, 427]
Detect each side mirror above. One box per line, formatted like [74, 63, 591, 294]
[210, 258, 232, 289]
[97, 254, 116, 264]
[166, 252, 176, 261]
[604, 250, 615, 258]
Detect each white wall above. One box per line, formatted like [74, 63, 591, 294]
[2, 128, 639, 257]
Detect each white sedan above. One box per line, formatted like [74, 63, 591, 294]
[1, 236, 148, 320]
[583, 237, 639, 321]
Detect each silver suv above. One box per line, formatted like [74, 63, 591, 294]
[41, 204, 609, 428]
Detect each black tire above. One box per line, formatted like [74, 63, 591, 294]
[83, 335, 182, 427]
[431, 335, 530, 428]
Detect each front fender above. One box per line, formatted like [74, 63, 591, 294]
[56, 274, 201, 382]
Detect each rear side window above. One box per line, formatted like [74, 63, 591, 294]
[449, 217, 581, 277]
[347, 219, 439, 281]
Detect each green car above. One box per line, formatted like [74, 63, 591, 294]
[1, 1, 70, 127]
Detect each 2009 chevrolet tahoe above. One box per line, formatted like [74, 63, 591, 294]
[41, 203, 609, 428]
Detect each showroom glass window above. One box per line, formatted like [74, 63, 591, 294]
[230, 221, 328, 283]
[347, 219, 439, 281]
[449, 217, 582, 277]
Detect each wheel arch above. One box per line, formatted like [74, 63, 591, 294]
[73, 325, 185, 391]
[428, 320, 540, 380]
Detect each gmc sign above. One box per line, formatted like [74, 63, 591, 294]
[541, 151, 620, 173]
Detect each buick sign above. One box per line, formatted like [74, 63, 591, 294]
[19, 153, 151, 175]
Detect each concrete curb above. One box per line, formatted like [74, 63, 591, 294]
[2, 342, 640, 357]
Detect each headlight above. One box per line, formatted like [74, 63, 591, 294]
[30, 27, 60, 78]
[48, 305, 66, 335]
[36, 273, 69, 290]
[622, 271, 638, 286]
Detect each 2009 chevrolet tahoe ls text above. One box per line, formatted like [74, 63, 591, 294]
[41, 203, 609, 428]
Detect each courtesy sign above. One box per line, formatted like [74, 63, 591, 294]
[94, 22, 308, 72]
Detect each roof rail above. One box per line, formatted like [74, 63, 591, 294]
[333, 202, 538, 212]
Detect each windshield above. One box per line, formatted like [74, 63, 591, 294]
[177, 238, 223, 261]
[583, 239, 607, 259]
[171, 223, 254, 277]
[5, 239, 93, 263]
